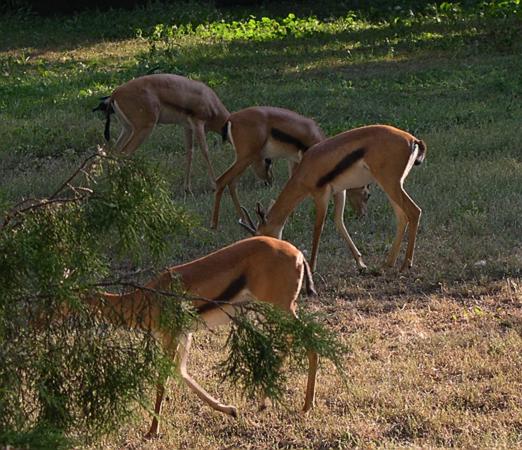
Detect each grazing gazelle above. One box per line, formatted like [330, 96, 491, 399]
[240, 125, 427, 272]
[211, 106, 325, 229]
[68, 237, 318, 438]
[93, 74, 230, 192]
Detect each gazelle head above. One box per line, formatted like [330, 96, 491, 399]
[347, 185, 371, 218]
[239, 201, 282, 238]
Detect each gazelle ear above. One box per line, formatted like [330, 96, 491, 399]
[255, 202, 266, 224]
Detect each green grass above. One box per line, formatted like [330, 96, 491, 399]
[1, 1, 522, 447]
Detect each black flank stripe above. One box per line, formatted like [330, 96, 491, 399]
[316, 147, 366, 188]
[271, 128, 308, 151]
[196, 274, 247, 314]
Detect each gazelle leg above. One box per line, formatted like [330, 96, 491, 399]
[211, 158, 252, 229]
[228, 179, 243, 220]
[333, 191, 367, 270]
[384, 184, 421, 270]
[178, 333, 238, 417]
[145, 337, 177, 439]
[194, 121, 216, 190]
[287, 160, 299, 179]
[145, 381, 167, 439]
[112, 101, 155, 156]
[385, 199, 408, 268]
[303, 350, 318, 412]
[258, 393, 272, 411]
[118, 126, 154, 156]
[310, 191, 330, 272]
[398, 191, 421, 270]
[184, 126, 195, 194]
[114, 126, 133, 152]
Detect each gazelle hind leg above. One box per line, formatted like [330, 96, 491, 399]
[114, 126, 133, 152]
[398, 190, 421, 270]
[384, 185, 421, 270]
[333, 191, 367, 270]
[112, 100, 154, 156]
[386, 199, 408, 268]
[118, 126, 154, 156]
[177, 333, 238, 417]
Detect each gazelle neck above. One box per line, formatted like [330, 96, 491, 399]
[263, 178, 308, 234]
[207, 106, 230, 134]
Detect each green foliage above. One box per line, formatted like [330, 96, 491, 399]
[146, 13, 356, 44]
[221, 303, 347, 402]
[0, 154, 193, 446]
[0, 154, 346, 446]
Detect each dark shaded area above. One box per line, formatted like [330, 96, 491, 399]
[2, 0, 480, 17]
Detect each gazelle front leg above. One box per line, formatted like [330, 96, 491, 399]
[177, 333, 238, 417]
[211, 158, 252, 229]
[303, 349, 318, 412]
[184, 126, 195, 194]
[145, 382, 167, 439]
[333, 191, 367, 271]
[310, 191, 330, 272]
[194, 120, 217, 191]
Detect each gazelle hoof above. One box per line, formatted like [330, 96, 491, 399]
[301, 403, 315, 414]
[258, 397, 272, 411]
[356, 262, 368, 273]
[227, 406, 239, 418]
[144, 430, 160, 440]
[400, 262, 412, 272]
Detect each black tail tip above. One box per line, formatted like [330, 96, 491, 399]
[414, 139, 427, 165]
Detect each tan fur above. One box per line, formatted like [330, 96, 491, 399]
[81, 237, 317, 438]
[107, 74, 230, 192]
[252, 125, 426, 272]
[211, 106, 325, 229]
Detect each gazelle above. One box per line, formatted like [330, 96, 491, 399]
[240, 125, 427, 272]
[93, 74, 230, 192]
[211, 106, 325, 229]
[70, 237, 318, 437]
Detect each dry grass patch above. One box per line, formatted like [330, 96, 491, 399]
[91, 280, 522, 449]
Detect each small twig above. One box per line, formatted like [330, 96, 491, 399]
[48, 153, 100, 200]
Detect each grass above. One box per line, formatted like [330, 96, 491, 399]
[1, 1, 522, 448]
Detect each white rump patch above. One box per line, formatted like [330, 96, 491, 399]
[227, 121, 236, 151]
[401, 142, 419, 185]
